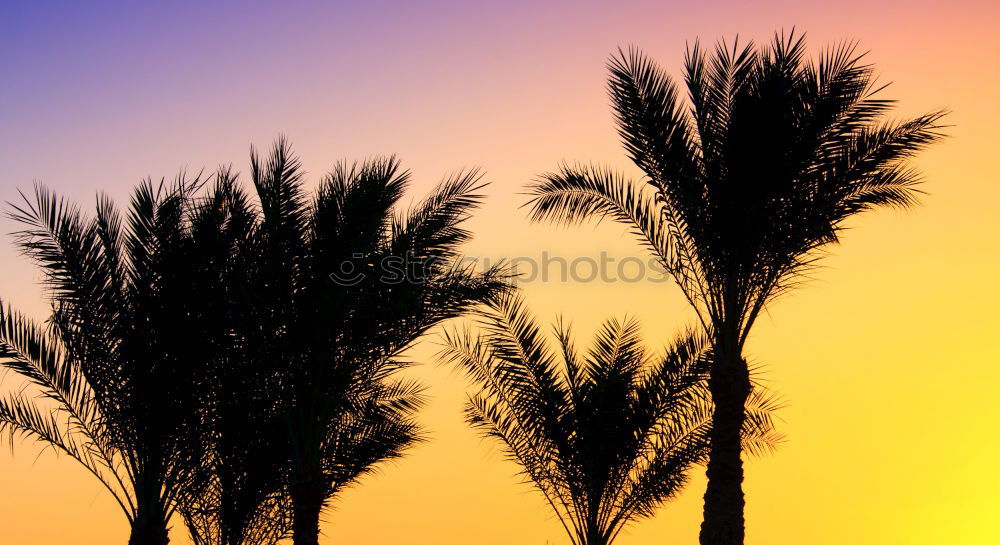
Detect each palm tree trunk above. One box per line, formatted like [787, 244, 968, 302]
[291, 471, 326, 545]
[584, 529, 610, 545]
[128, 474, 170, 545]
[127, 512, 170, 545]
[699, 339, 751, 545]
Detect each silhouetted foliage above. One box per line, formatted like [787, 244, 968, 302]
[526, 30, 945, 545]
[440, 293, 780, 545]
[175, 172, 291, 545]
[0, 178, 219, 545]
[240, 139, 508, 545]
[1, 138, 507, 545]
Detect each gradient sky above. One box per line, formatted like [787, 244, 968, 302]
[2, 1, 999, 544]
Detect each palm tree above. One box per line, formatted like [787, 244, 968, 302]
[439, 293, 779, 545]
[245, 139, 507, 545]
[0, 178, 221, 545]
[526, 32, 945, 544]
[174, 172, 292, 545]
[0, 139, 505, 545]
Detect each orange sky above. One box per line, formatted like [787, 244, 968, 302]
[1, 1, 999, 544]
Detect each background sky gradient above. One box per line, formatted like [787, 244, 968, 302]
[2, 1, 999, 543]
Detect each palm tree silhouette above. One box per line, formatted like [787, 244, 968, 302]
[0, 179, 222, 545]
[244, 139, 507, 545]
[173, 172, 292, 545]
[526, 31, 945, 544]
[0, 139, 506, 545]
[439, 293, 779, 545]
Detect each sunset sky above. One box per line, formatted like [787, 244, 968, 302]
[2, 1, 999, 544]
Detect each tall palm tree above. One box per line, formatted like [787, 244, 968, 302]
[0, 178, 220, 545]
[245, 139, 507, 545]
[174, 172, 292, 545]
[439, 293, 779, 545]
[526, 32, 945, 544]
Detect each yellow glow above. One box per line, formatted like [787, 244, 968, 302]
[1, 2, 998, 544]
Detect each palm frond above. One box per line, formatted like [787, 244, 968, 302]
[389, 166, 487, 268]
[527, 163, 672, 267]
[608, 47, 701, 190]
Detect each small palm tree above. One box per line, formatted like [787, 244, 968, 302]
[439, 293, 779, 545]
[526, 32, 945, 544]
[0, 179, 219, 545]
[245, 139, 507, 545]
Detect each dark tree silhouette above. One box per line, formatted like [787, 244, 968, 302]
[439, 293, 780, 545]
[175, 172, 292, 545]
[526, 31, 945, 544]
[0, 179, 220, 545]
[244, 139, 507, 545]
[0, 138, 505, 545]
